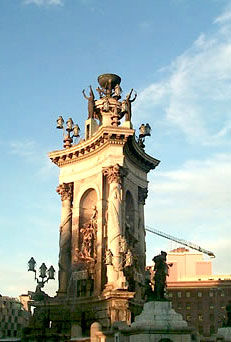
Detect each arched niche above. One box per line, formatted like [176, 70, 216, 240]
[79, 188, 97, 227]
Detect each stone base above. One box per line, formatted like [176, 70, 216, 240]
[127, 301, 192, 342]
[217, 327, 231, 341]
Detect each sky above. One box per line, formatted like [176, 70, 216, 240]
[0, 0, 231, 297]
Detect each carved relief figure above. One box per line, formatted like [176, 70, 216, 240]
[125, 249, 133, 267]
[103, 97, 110, 112]
[120, 236, 128, 253]
[82, 86, 95, 119]
[79, 206, 98, 261]
[105, 249, 113, 265]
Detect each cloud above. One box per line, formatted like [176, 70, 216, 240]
[145, 153, 231, 273]
[10, 139, 37, 158]
[9, 139, 58, 180]
[23, 0, 63, 6]
[134, 8, 231, 146]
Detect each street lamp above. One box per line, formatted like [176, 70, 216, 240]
[138, 123, 151, 148]
[56, 115, 80, 148]
[28, 257, 55, 294]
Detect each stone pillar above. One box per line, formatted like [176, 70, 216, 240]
[138, 187, 148, 271]
[103, 164, 128, 289]
[56, 182, 73, 295]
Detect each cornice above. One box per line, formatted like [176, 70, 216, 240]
[124, 136, 160, 173]
[49, 126, 135, 167]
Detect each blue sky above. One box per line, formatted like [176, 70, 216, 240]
[1, 0, 231, 297]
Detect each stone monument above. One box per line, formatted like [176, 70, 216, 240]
[25, 73, 160, 341]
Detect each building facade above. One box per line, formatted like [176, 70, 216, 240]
[0, 296, 30, 339]
[166, 248, 231, 339]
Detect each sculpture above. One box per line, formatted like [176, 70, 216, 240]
[125, 89, 137, 121]
[79, 206, 97, 261]
[82, 86, 95, 119]
[102, 97, 110, 112]
[125, 249, 133, 267]
[144, 269, 155, 302]
[152, 251, 171, 300]
[96, 79, 112, 98]
[113, 84, 122, 100]
[105, 249, 113, 265]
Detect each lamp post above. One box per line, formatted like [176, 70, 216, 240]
[28, 257, 55, 294]
[56, 116, 80, 148]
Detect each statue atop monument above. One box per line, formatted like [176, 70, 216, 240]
[152, 251, 172, 301]
[82, 85, 95, 119]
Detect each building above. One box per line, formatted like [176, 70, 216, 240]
[166, 248, 231, 339]
[0, 295, 30, 339]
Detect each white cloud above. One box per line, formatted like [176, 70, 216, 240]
[23, 0, 63, 6]
[145, 153, 231, 273]
[134, 8, 231, 146]
[9, 139, 58, 180]
[10, 139, 36, 158]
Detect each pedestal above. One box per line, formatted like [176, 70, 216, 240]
[128, 301, 192, 342]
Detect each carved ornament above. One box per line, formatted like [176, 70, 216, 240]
[138, 186, 148, 205]
[103, 164, 128, 184]
[56, 183, 73, 201]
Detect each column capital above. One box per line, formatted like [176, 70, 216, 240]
[138, 186, 148, 205]
[103, 164, 127, 184]
[56, 183, 73, 201]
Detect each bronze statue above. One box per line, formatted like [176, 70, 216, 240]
[152, 251, 172, 300]
[82, 86, 95, 119]
[125, 89, 137, 121]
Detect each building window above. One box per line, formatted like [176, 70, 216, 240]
[177, 292, 182, 298]
[221, 292, 225, 297]
[209, 292, 214, 297]
[186, 292, 191, 298]
[168, 292, 173, 298]
[186, 303, 191, 310]
[198, 292, 202, 297]
[209, 304, 214, 310]
[198, 314, 203, 321]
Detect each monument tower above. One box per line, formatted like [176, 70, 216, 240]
[33, 74, 160, 338]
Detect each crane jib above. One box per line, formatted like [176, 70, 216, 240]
[145, 226, 215, 258]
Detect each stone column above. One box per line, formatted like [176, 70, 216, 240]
[56, 182, 73, 295]
[138, 187, 148, 272]
[103, 164, 128, 289]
